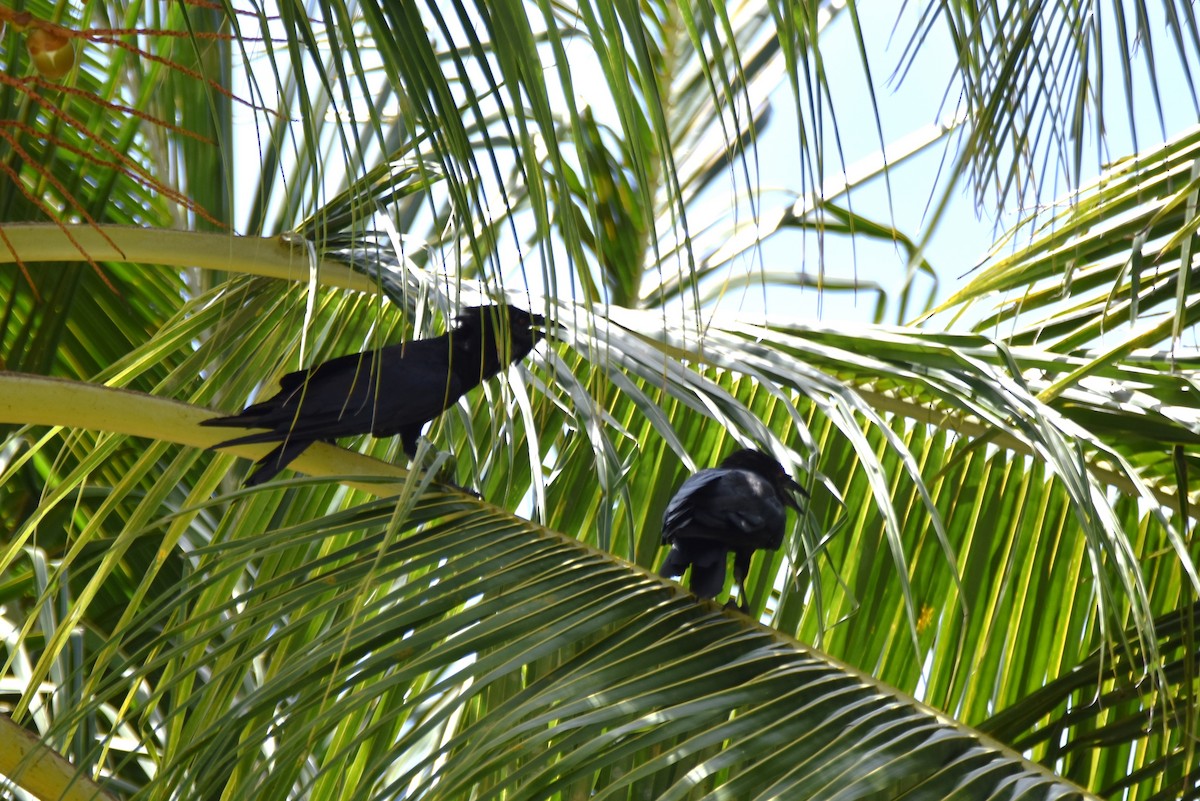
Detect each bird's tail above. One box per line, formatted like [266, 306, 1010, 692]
[200, 402, 275, 429]
[206, 428, 294, 450]
[660, 545, 727, 599]
[200, 413, 246, 429]
[242, 439, 312, 487]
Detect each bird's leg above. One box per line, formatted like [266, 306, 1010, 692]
[414, 435, 455, 478]
[729, 551, 752, 614]
[722, 584, 751, 613]
[735, 579, 751, 613]
[411, 436, 481, 498]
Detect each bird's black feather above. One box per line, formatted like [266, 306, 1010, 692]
[202, 304, 544, 485]
[659, 448, 804, 612]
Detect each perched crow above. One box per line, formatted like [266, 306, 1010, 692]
[203, 304, 545, 486]
[660, 448, 804, 612]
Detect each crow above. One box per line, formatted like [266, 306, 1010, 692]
[202, 304, 545, 486]
[659, 448, 805, 612]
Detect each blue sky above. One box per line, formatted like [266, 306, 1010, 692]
[230, 1, 1199, 331]
[729, 1, 1200, 326]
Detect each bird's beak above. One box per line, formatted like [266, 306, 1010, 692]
[530, 313, 568, 338]
[528, 313, 548, 342]
[783, 474, 807, 511]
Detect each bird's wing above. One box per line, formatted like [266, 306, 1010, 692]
[228, 355, 383, 438]
[203, 349, 383, 432]
[367, 358, 465, 437]
[259, 357, 464, 442]
[661, 469, 727, 543]
[275, 348, 373, 393]
[664, 469, 787, 549]
[205, 339, 464, 440]
[290, 337, 446, 388]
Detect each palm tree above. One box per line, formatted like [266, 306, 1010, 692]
[0, 0, 1196, 798]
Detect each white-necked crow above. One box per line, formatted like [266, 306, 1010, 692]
[660, 448, 804, 612]
[202, 304, 545, 486]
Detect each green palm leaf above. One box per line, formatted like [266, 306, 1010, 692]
[3, 0, 1200, 798]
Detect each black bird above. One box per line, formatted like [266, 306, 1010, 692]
[202, 304, 545, 486]
[660, 448, 805, 612]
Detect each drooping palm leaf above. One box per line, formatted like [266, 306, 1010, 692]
[4, 0, 1200, 798]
